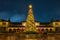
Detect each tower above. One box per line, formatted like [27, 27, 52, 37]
[24, 4, 38, 32]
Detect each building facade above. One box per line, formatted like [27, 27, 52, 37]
[0, 4, 60, 33]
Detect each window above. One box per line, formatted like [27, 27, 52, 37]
[55, 23, 58, 25]
[50, 29, 52, 31]
[9, 29, 12, 32]
[55, 23, 59, 27]
[3, 22, 6, 25]
[42, 29, 44, 31]
[13, 29, 16, 32]
[3, 22, 6, 27]
[46, 29, 48, 31]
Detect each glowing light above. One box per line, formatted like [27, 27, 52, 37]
[22, 23, 26, 26]
[20, 27, 24, 32]
[36, 28, 38, 29]
[38, 27, 43, 32]
[29, 4, 32, 8]
[35, 23, 40, 26]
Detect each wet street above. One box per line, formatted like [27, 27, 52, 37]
[0, 33, 60, 40]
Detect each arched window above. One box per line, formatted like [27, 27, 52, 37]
[13, 29, 16, 32]
[9, 29, 12, 32]
[50, 29, 52, 32]
[42, 29, 44, 31]
[46, 29, 48, 32]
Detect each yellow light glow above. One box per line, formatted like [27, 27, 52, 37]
[35, 23, 39, 26]
[23, 23, 26, 26]
[29, 4, 32, 8]
[22, 23, 26, 26]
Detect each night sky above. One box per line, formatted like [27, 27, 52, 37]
[0, 0, 60, 22]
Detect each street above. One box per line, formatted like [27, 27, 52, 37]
[0, 33, 60, 40]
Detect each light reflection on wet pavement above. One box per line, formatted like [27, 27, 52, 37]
[0, 34, 60, 40]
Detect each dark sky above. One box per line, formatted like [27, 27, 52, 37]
[0, 0, 60, 22]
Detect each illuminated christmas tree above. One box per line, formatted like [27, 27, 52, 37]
[24, 4, 38, 32]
